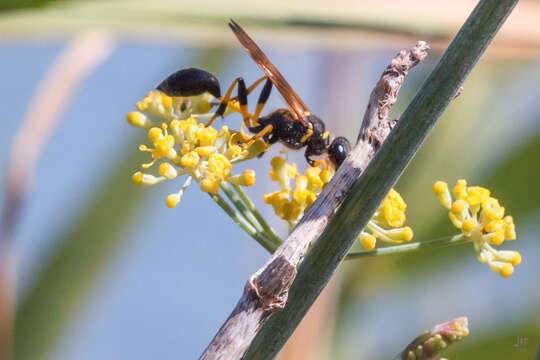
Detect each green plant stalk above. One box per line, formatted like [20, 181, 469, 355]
[231, 183, 282, 246]
[210, 192, 276, 253]
[345, 234, 467, 260]
[244, 0, 519, 358]
[219, 182, 264, 234]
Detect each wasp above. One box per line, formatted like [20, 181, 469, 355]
[156, 20, 351, 169]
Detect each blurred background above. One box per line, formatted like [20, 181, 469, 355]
[0, 0, 539, 359]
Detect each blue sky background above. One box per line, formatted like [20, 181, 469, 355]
[1, 37, 539, 359]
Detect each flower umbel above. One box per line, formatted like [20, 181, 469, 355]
[264, 155, 413, 248]
[128, 90, 266, 207]
[433, 179, 520, 277]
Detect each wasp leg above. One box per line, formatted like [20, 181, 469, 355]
[239, 124, 274, 145]
[246, 75, 268, 94]
[205, 77, 245, 127]
[252, 79, 273, 127]
[206, 76, 270, 128]
[304, 146, 329, 168]
[236, 78, 253, 128]
[311, 159, 328, 171]
[251, 124, 274, 141]
[236, 76, 271, 127]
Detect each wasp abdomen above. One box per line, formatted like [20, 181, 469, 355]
[156, 68, 221, 99]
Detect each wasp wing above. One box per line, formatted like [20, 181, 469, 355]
[229, 20, 309, 125]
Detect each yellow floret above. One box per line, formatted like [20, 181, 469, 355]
[195, 146, 216, 158]
[282, 202, 302, 221]
[148, 127, 163, 142]
[320, 169, 333, 184]
[490, 231, 505, 245]
[154, 135, 175, 154]
[228, 170, 256, 186]
[208, 153, 232, 179]
[465, 186, 490, 206]
[360, 233, 377, 250]
[306, 167, 324, 190]
[484, 219, 504, 233]
[131, 172, 162, 186]
[453, 179, 468, 199]
[197, 126, 218, 146]
[158, 163, 177, 179]
[496, 250, 522, 266]
[293, 188, 310, 204]
[161, 93, 172, 108]
[132, 171, 143, 185]
[226, 144, 243, 159]
[461, 218, 476, 234]
[263, 190, 290, 218]
[242, 170, 256, 186]
[136, 100, 148, 111]
[432, 181, 448, 195]
[200, 177, 219, 194]
[489, 261, 514, 278]
[433, 181, 452, 209]
[451, 200, 468, 214]
[166, 194, 180, 208]
[402, 226, 414, 242]
[180, 142, 191, 155]
[180, 151, 200, 168]
[482, 197, 505, 220]
[382, 189, 407, 228]
[126, 111, 151, 128]
[503, 216, 516, 240]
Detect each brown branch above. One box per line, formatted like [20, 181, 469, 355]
[200, 41, 429, 360]
[359, 41, 429, 143]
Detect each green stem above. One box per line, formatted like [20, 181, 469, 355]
[345, 234, 467, 260]
[220, 182, 264, 233]
[231, 184, 282, 246]
[209, 193, 276, 253]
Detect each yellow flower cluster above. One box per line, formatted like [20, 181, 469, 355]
[263, 155, 334, 230]
[128, 90, 266, 207]
[433, 179, 520, 278]
[359, 189, 414, 250]
[128, 90, 215, 125]
[263, 156, 413, 248]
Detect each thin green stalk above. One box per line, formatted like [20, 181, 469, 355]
[245, 1, 519, 358]
[345, 235, 467, 260]
[220, 182, 264, 233]
[210, 193, 276, 253]
[232, 183, 282, 247]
